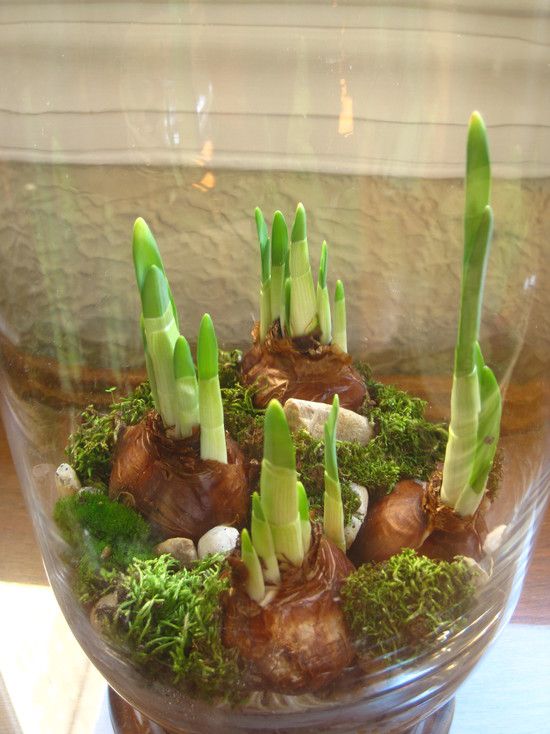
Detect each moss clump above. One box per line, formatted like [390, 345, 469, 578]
[54, 491, 155, 602]
[113, 554, 240, 700]
[66, 382, 154, 484]
[341, 549, 476, 657]
[366, 379, 448, 481]
[221, 380, 265, 461]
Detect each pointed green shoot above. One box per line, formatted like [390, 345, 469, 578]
[263, 399, 296, 471]
[255, 207, 271, 285]
[133, 217, 179, 327]
[289, 202, 317, 336]
[270, 210, 288, 322]
[251, 492, 280, 585]
[283, 276, 292, 337]
[140, 265, 180, 428]
[271, 210, 289, 267]
[297, 481, 312, 555]
[260, 400, 303, 566]
[173, 335, 199, 438]
[464, 112, 491, 266]
[241, 529, 265, 603]
[141, 265, 170, 319]
[256, 207, 272, 341]
[441, 112, 500, 511]
[140, 316, 159, 409]
[317, 240, 332, 345]
[455, 205, 494, 376]
[197, 314, 227, 463]
[453, 344, 502, 516]
[323, 395, 346, 551]
[333, 280, 347, 353]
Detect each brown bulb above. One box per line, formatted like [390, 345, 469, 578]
[350, 480, 431, 564]
[109, 412, 250, 543]
[223, 528, 355, 694]
[241, 322, 367, 411]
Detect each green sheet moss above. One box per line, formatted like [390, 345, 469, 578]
[341, 549, 477, 657]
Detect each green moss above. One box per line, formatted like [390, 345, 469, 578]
[113, 554, 240, 700]
[66, 382, 154, 484]
[220, 379, 265, 461]
[341, 549, 477, 657]
[366, 379, 448, 481]
[54, 492, 155, 602]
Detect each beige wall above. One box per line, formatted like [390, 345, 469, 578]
[1, 161, 547, 382]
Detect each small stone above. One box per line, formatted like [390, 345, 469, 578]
[197, 525, 239, 559]
[483, 524, 508, 556]
[155, 537, 198, 568]
[90, 591, 118, 633]
[461, 556, 491, 587]
[284, 399, 373, 445]
[344, 483, 369, 549]
[55, 463, 81, 497]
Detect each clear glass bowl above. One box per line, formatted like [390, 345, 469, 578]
[0, 2, 548, 732]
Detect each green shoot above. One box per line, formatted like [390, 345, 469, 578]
[270, 211, 288, 323]
[323, 395, 346, 551]
[133, 217, 179, 327]
[241, 529, 266, 603]
[197, 314, 227, 463]
[173, 335, 199, 438]
[317, 240, 332, 345]
[283, 276, 292, 337]
[256, 207, 272, 341]
[289, 203, 318, 336]
[251, 493, 280, 585]
[333, 280, 347, 353]
[140, 265, 180, 428]
[441, 112, 501, 515]
[260, 400, 303, 566]
[297, 481, 312, 555]
[454, 344, 502, 515]
[141, 317, 159, 409]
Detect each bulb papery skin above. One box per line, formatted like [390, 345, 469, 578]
[350, 480, 431, 565]
[418, 468, 488, 561]
[350, 473, 491, 566]
[242, 322, 367, 411]
[109, 412, 250, 543]
[223, 527, 355, 694]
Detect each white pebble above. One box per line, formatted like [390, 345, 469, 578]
[55, 463, 81, 497]
[344, 483, 369, 549]
[483, 524, 508, 556]
[197, 525, 239, 559]
[284, 399, 373, 445]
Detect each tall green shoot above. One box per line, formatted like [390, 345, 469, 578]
[317, 241, 332, 345]
[197, 314, 227, 463]
[260, 400, 303, 566]
[289, 203, 318, 336]
[271, 211, 288, 324]
[333, 280, 347, 353]
[323, 395, 346, 551]
[440, 112, 502, 516]
[256, 207, 272, 342]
